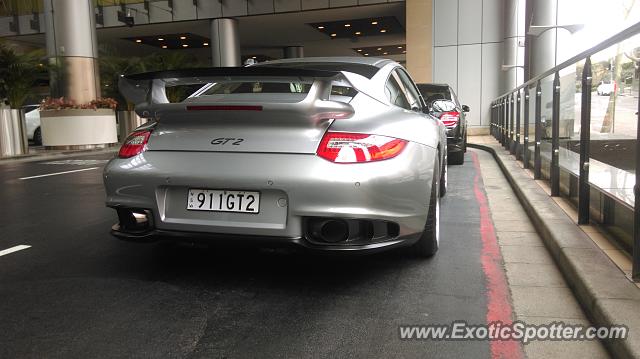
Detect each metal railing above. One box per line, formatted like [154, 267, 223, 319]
[490, 22, 640, 280]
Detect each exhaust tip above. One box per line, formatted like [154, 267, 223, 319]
[310, 219, 349, 243]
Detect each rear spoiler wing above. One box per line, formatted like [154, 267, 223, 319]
[118, 66, 382, 118]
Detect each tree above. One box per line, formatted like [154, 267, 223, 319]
[0, 43, 47, 108]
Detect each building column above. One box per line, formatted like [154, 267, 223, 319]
[211, 18, 240, 67]
[284, 46, 304, 59]
[43, 0, 100, 103]
[405, 0, 433, 83]
[503, 0, 526, 92]
[528, 0, 557, 78]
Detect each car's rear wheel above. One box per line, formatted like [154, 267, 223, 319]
[449, 150, 464, 165]
[33, 127, 42, 146]
[412, 155, 440, 258]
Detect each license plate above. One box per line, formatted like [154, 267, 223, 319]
[187, 189, 260, 213]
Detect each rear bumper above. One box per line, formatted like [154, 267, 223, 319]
[110, 223, 420, 253]
[103, 143, 437, 251]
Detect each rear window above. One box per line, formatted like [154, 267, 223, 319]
[417, 84, 453, 104]
[200, 82, 356, 97]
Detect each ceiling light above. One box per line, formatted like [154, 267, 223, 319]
[318, 26, 324, 29]
[162, 45, 168, 49]
[182, 44, 188, 47]
[380, 29, 387, 33]
[357, 49, 362, 52]
[330, 33, 337, 37]
[180, 36, 187, 40]
[355, 31, 362, 35]
[344, 24, 351, 27]
[364, 53, 369, 56]
[402, 50, 406, 53]
[397, 46, 403, 49]
[383, 52, 388, 55]
[135, 39, 142, 43]
[252, 56, 257, 59]
[203, 42, 209, 46]
[157, 37, 164, 41]
[371, 21, 378, 25]
[377, 47, 382, 50]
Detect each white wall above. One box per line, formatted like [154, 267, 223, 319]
[432, 0, 504, 128]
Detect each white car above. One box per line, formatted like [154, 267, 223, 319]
[596, 81, 615, 96]
[23, 105, 42, 145]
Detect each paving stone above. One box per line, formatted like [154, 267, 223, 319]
[516, 316, 609, 359]
[494, 220, 537, 233]
[497, 232, 545, 247]
[501, 246, 554, 265]
[510, 286, 585, 319]
[504, 262, 566, 287]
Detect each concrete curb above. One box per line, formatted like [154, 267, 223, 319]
[469, 142, 640, 359]
[0, 147, 118, 165]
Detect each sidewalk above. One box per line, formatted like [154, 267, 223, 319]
[469, 135, 640, 359]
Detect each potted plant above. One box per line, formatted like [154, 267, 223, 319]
[0, 43, 46, 157]
[39, 97, 119, 149]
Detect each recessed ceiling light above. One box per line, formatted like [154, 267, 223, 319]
[180, 36, 187, 40]
[357, 49, 362, 52]
[135, 39, 142, 43]
[252, 56, 257, 59]
[318, 26, 324, 29]
[162, 45, 168, 49]
[364, 53, 369, 56]
[157, 38, 164, 41]
[371, 21, 378, 25]
[182, 44, 189, 47]
[377, 47, 382, 50]
[330, 33, 337, 37]
[355, 31, 362, 35]
[383, 52, 388, 55]
[402, 50, 406, 53]
[344, 24, 351, 27]
[380, 29, 387, 33]
[397, 46, 403, 49]
[203, 42, 209, 46]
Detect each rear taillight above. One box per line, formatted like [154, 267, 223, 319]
[118, 130, 152, 158]
[317, 132, 407, 163]
[440, 111, 460, 127]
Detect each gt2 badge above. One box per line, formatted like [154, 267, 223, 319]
[211, 138, 244, 145]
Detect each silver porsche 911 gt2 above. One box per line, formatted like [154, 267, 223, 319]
[104, 57, 447, 257]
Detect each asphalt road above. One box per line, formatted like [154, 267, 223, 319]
[0, 151, 508, 358]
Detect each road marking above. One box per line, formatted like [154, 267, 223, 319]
[0, 245, 31, 257]
[19, 167, 99, 180]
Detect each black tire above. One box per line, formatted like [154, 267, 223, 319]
[449, 150, 464, 165]
[463, 134, 467, 153]
[33, 127, 42, 146]
[440, 153, 447, 197]
[412, 155, 440, 258]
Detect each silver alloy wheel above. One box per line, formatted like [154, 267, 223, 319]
[443, 161, 448, 191]
[435, 186, 440, 244]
